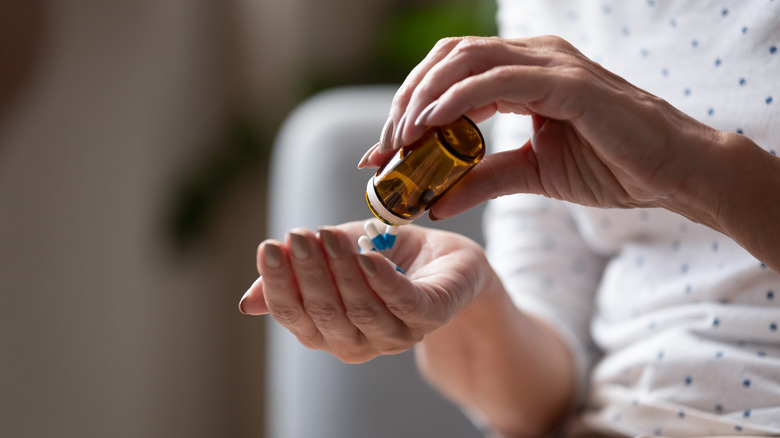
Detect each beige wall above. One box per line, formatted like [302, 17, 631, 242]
[0, 1, 393, 437]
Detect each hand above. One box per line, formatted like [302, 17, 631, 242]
[359, 35, 728, 221]
[239, 221, 490, 363]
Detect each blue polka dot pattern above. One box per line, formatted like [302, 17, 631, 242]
[491, 0, 780, 435]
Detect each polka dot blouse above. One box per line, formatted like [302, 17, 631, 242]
[486, 1, 780, 436]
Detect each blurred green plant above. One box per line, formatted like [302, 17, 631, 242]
[375, 0, 498, 81]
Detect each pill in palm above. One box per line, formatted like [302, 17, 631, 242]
[363, 221, 387, 250]
[356, 233, 405, 274]
[384, 225, 399, 249]
[358, 235, 376, 253]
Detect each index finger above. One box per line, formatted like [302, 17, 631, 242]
[388, 37, 464, 122]
[369, 37, 465, 162]
[364, 37, 466, 167]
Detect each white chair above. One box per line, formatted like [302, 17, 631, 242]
[265, 85, 487, 438]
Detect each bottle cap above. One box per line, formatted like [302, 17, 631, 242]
[365, 176, 414, 226]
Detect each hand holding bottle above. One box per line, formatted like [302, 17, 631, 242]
[360, 35, 730, 220]
[358, 35, 780, 272]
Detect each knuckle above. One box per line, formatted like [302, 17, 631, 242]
[487, 64, 518, 81]
[566, 64, 593, 81]
[393, 82, 413, 107]
[294, 263, 328, 282]
[337, 348, 375, 364]
[452, 37, 488, 56]
[553, 64, 594, 102]
[540, 34, 566, 46]
[303, 300, 342, 325]
[293, 330, 320, 349]
[434, 36, 464, 51]
[539, 34, 576, 52]
[344, 302, 381, 326]
[270, 304, 304, 326]
[385, 297, 418, 319]
[335, 268, 362, 285]
[378, 337, 417, 355]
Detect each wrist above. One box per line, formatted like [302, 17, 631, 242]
[662, 127, 780, 270]
[657, 126, 733, 231]
[417, 268, 575, 436]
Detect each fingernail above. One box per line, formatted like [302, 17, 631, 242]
[357, 142, 380, 169]
[263, 242, 283, 268]
[318, 228, 341, 258]
[238, 275, 263, 315]
[356, 254, 376, 277]
[238, 289, 250, 314]
[378, 116, 394, 153]
[289, 232, 310, 259]
[415, 100, 438, 126]
[428, 209, 440, 222]
[392, 114, 407, 151]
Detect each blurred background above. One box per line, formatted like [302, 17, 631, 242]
[0, 0, 495, 437]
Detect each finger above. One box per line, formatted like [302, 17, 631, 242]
[420, 65, 585, 129]
[317, 228, 409, 346]
[361, 105, 498, 170]
[357, 141, 380, 169]
[259, 239, 322, 348]
[239, 276, 268, 315]
[286, 229, 364, 346]
[356, 251, 440, 333]
[373, 37, 465, 158]
[388, 37, 464, 123]
[401, 40, 553, 146]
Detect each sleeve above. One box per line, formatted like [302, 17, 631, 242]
[482, 114, 607, 407]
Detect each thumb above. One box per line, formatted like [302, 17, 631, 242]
[429, 139, 541, 220]
[239, 277, 269, 315]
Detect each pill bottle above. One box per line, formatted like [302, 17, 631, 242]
[366, 116, 485, 226]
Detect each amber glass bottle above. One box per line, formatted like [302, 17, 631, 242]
[366, 116, 485, 226]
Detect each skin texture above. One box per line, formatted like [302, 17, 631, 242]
[246, 36, 780, 436]
[240, 222, 576, 436]
[242, 222, 490, 363]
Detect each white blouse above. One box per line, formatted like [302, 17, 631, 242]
[486, 1, 780, 435]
